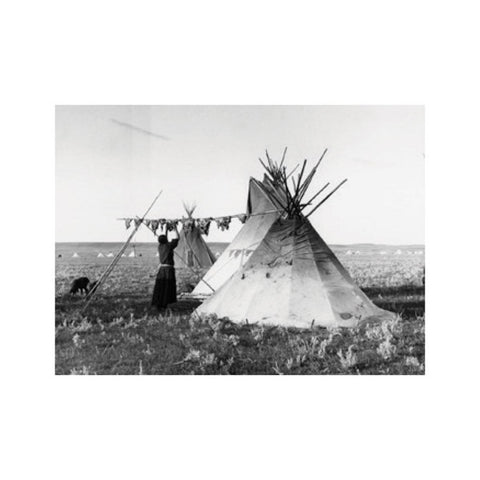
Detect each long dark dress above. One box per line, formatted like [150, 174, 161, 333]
[151, 238, 178, 309]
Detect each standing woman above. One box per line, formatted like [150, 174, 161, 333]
[151, 224, 179, 311]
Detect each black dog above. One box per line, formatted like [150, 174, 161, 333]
[69, 277, 90, 295]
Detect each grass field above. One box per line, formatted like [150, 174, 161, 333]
[55, 246, 425, 375]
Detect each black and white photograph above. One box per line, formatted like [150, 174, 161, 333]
[55, 105, 424, 375]
[5, 1, 479, 479]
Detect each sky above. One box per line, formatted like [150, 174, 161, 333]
[55, 105, 424, 244]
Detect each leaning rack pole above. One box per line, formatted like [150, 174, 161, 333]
[82, 191, 163, 311]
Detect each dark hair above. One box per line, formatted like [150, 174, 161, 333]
[158, 235, 168, 244]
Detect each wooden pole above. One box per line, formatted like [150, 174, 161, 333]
[305, 179, 348, 219]
[258, 157, 276, 184]
[299, 182, 330, 211]
[285, 163, 300, 180]
[296, 157, 321, 202]
[279, 146, 288, 170]
[281, 168, 293, 215]
[295, 169, 315, 204]
[258, 157, 270, 173]
[82, 190, 162, 310]
[317, 148, 328, 166]
[292, 159, 308, 214]
[265, 149, 274, 171]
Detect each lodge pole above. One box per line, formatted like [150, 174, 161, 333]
[82, 190, 163, 311]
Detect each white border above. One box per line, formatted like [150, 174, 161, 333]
[4, 1, 479, 479]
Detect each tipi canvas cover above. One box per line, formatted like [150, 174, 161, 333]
[196, 217, 394, 328]
[192, 177, 283, 295]
[196, 149, 394, 328]
[176, 222, 216, 269]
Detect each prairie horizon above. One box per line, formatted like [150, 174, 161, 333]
[56, 241, 425, 248]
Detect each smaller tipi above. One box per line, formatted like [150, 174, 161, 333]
[97, 252, 105, 258]
[176, 203, 216, 269]
[72, 252, 79, 258]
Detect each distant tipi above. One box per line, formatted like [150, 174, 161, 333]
[196, 151, 394, 328]
[72, 252, 79, 258]
[176, 203, 216, 269]
[97, 252, 105, 258]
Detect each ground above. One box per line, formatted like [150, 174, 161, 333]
[55, 252, 425, 375]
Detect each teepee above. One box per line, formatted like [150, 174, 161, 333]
[72, 252, 79, 258]
[192, 149, 317, 295]
[196, 151, 394, 328]
[97, 252, 105, 258]
[176, 203, 216, 269]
